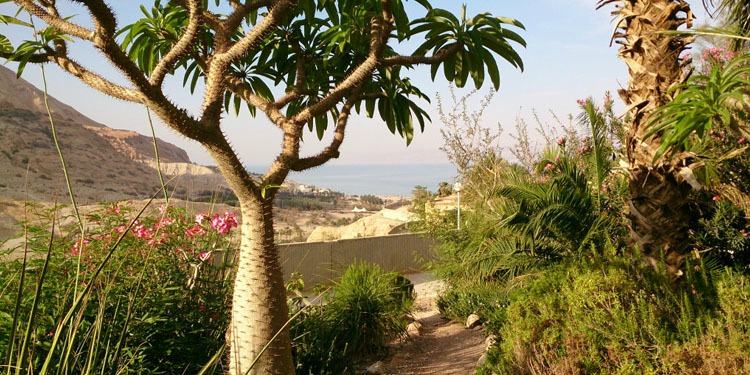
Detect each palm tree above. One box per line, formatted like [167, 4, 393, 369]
[597, 0, 696, 275]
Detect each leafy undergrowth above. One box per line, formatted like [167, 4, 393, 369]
[289, 263, 415, 374]
[436, 256, 750, 374]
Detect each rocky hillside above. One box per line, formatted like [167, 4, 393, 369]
[0, 65, 221, 204]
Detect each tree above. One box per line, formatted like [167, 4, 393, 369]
[437, 181, 453, 196]
[597, 0, 696, 275]
[1, 1, 525, 373]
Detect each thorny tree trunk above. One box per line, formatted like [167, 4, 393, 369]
[598, 0, 695, 274]
[226, 195, 293, 374]
[209, 145, 294, 374]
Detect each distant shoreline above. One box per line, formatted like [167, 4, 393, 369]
[247, 163, 457, 197]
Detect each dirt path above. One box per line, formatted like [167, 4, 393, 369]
[379, 273, 485, 374]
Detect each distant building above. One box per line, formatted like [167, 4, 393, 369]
[352, 207, 368, 213]
[430, 194, 459, 211]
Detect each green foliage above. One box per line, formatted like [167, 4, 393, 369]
[359, 194, 383, 206]
[648, 53, 750, 160]
[107, 1, 524, 142]
[0, 202, 236, 374]
[436, 281, 508, 332]
[411, 5, 525, 89]
[477, 257, 750, 374]
[288, 263, 414, 374]
[692, 199, 750, 272]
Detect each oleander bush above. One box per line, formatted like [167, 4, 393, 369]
[1, 201, 237, 374]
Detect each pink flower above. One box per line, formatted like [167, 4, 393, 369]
[210, 212, 238, 235]
[199, 251, 212, 262]
[133, 224, 154, 239]
[70, 238, 90, 256]
[185, 225, 207, 237]
[544, 163, 555, 171]
[713, 195, 721, 202]
[739, 138, 746, 145]
[195, 213, 208, 225]
[154, 217, 174, 229]
[556, 138, 566, 147]
[576, 98, 590, 107]
[114, 225, 128, 233]
[554, 155, 561, 163]
[111, 204, 121, 214]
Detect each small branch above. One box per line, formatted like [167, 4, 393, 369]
[273, 42, 309, 108]
[201, 0, 294, 126]
[224, 76, 286, 129]
[225, 0, 274, 33]
[50, 54, 144, 102]
[382, 43, 462, 67]
[291, 95, 357, 171]
[149, 0, 202, 86]
[14, 0, 95, 41]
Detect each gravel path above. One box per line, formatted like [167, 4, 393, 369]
[380, 273, 485, 374]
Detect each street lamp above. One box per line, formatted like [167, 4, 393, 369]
[453, 182, 463, 230]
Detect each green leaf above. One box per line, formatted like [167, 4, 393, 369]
[0, 34, 12, 54]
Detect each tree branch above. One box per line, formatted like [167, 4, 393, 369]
[72, 0, 117, 36]
[201, 0, 294, 126]
[149, 0, 202, 87]
[291, 95, 357, 171]
[382, 43, 462, 67]
[224, 75, 286, 129]
[14, 0, 95, 41]
[292, 14, 392, 124]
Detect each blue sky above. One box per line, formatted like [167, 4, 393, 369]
[1, 1, 711, 166]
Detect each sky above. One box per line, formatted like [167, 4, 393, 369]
[0, 1, 712, 167]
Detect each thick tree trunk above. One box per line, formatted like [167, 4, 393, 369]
[601, 0, 695, 274]
[626, 165, 693, 274]
[227, 196, 294, 375]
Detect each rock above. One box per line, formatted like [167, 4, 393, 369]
[407, 321, 422, 337]
[476, 353, 487, 368]
[366, 361, 388, 374]
[485, 334, 497, 350]
[466, 313, 481, 329]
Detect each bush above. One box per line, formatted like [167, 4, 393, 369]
[477, 256, 750, 375]
[0, 202, 237, 374]
[289, 263, 414, 374]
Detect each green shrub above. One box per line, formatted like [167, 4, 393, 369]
[289, 263, 414, 374]
[477, 257, 750, 375]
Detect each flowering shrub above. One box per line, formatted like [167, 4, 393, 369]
[0, 201, 238, 374]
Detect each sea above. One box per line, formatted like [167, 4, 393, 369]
[247, 163, 457, 197]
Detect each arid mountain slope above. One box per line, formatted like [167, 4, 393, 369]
[0, 65, 199, 203]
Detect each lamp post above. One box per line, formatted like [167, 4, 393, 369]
[454, 182, 463, 230]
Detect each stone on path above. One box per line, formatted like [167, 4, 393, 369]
[466, 313, 481, 329]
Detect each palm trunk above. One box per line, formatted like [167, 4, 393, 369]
[599, 0, 695, 274]
[227, 194, 294, 375]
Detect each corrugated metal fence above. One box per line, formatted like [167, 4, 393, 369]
[279, 233, 435, 285]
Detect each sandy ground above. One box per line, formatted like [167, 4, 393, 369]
[379, 273, 486, 374]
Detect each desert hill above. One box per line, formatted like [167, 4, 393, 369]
[0, 65, 223, 204]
